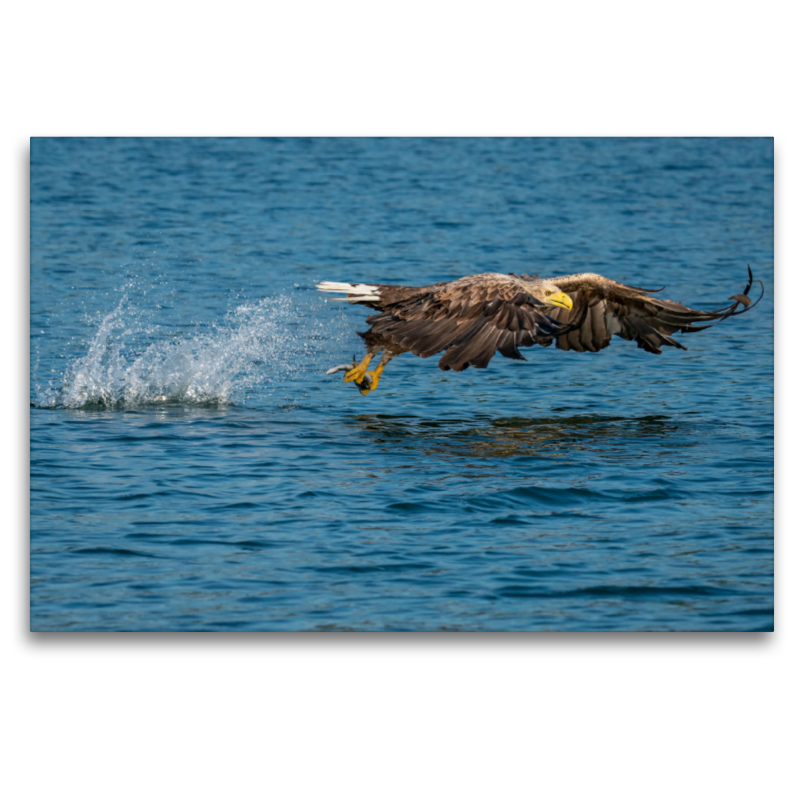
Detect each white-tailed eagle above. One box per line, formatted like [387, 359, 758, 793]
[317, 268, 762, 395]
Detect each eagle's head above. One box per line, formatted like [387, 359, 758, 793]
[531, 280, 573, 311]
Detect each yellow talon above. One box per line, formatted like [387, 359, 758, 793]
[358, 364, 385, 395]
[344, 354, 373, 384]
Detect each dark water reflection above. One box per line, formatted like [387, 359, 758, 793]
[350, 413, 685, 459]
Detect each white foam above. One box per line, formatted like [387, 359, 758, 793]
[33, 292, 333, 409]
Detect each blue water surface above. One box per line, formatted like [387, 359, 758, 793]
[30, 137, 774, 631]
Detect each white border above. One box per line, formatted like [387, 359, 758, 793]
[4, 3, 794, 798]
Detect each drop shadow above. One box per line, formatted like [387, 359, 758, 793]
[21, 142, 31, 636]
[22, 629, 773, 647]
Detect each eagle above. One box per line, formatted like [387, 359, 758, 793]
[317, 268, 762, 395]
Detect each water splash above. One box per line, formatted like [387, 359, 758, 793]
[34, 291, 342, 409]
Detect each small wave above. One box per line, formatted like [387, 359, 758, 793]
[33, 290, 340, 409]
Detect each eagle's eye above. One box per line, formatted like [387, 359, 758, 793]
[545, 290, 553, 296]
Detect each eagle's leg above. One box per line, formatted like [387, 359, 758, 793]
[344, 348, 379, 384]
[359, 351, 396, 396]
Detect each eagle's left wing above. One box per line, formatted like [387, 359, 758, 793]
[544, 268, 762, 354]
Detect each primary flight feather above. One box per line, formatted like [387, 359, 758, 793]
[317, 268, 762, 395]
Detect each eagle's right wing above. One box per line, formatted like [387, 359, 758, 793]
[365, 275, 565, 371]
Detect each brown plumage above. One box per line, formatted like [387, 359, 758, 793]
[316, 268, 762, 394]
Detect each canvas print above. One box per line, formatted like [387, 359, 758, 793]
[30, 137, 774, 631]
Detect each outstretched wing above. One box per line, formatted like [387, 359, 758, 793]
[363, 274, 566, 372]
[543, 268, 763, 354]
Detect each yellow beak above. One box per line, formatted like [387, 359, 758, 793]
[547, 291, 573, 311]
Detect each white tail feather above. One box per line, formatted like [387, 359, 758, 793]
[316, 281, 381, 301]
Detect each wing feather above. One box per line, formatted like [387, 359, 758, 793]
[359, 274, 570, 371]
[589, 301, 609, 351]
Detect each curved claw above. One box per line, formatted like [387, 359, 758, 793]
[355, 375, 373, 394]
[357, 366, 384, 395]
